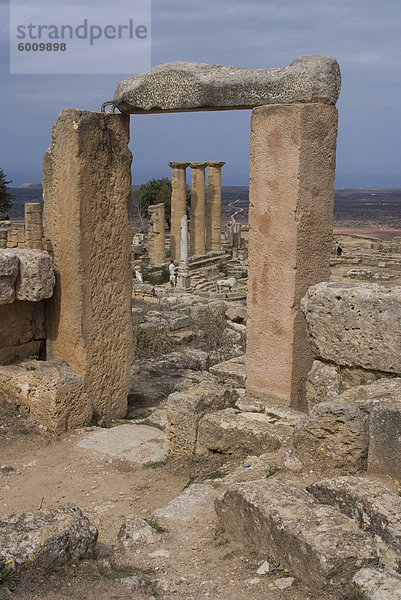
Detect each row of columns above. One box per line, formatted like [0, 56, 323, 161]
[169, 161, 225, 261]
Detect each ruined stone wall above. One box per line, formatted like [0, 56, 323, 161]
[0, 248, 55, 364]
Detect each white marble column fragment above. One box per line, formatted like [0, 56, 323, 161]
[178, 215, 191, 290]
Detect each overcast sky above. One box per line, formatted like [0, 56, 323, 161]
[0, 0, 400, 187]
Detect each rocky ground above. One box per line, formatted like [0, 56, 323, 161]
[0, 404, 338, 600]
[1, 231, 401, 599]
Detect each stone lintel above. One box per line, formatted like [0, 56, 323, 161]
[113, 55, 341, 114]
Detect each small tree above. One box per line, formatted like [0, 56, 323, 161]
[0, 169, 15, 217]
[132, 177, 191, 228]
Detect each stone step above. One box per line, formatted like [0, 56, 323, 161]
[307, 476, 401, 571]
[214, 478, 378, 590]
[352, 568, 401, 599]
[196, 408, 294, 457]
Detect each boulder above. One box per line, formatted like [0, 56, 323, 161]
[165, 381, 234, 456]
[215, 479, 377, 589]
[196, 408, 289, 457]
[0, 359, 92, 433]
[352, 568, 401, 599]
[0, 506, 97, 577]
[225, 305, 247, 324]
[293, 401, 369, 470]
[13, 249, 55, 301]
[0, 250, 19, 304]
[305, 360, 341, 410]
[308, 476, 401, 570]
[113, 55, 341, 113]
[117, 517, 159, 548]
[301, 283, 401, 374]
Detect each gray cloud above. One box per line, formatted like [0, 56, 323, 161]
[0, 0, 400, 186]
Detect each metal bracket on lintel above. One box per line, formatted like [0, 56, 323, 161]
[101, 101, 116, 114]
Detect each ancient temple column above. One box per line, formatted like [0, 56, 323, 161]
[178, 215, 191, 290]
[148, 202, 166, 265]
[246, 103, 338, 411]
[190, 162, 207, 256]
[169, 161, 189, 261]
[0, 230, 7, 249]
[25, 202, 44, 250]
[206, 161, 225, 252]
[43, 108, 133, 421]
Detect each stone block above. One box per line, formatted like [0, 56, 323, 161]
[43, 109, 133, 420]
[308, 476, 401, 571]
[0, 250, 19, 304]
[210, 358, 246, 385]
[167, 313, 190, 331]
[225, 305, 247, 323]
[215, 479, 377, 589]
[335, 378, 401, 412]
[0, 300, 46, 365]
[0, 359, 92, 433]
[0, 506, 97, 577]
[352, 568, 401, 599]
[114, 55, 341, 113]
[165, 381, 233, 456]
[152, 484, 217, 529]
[190, 300, 226, 323]
[76, 424, 168, 465]
[293, 401, 369, 470]
[301, 283, 401, 374]
[196, 408, 290, 457]
[12, 249, 55, 301]
[368, 403, 401, 482]
[305, 360, 341, 410]
[246, 103, 338, 410]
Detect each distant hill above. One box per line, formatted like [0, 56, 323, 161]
[6, 186, 401, 229]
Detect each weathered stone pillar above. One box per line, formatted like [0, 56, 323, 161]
[246, 103, 338, 411]
[0, 230, 6, 249]
[178, 215, 191, 290]
[190, 162, 207, 256]
[25, 202, 44, 250]
[169, 161, 189, 261]
[148, 203, 166, 265]
[43, 108, 133, 420]
[206, 161, 225, 252]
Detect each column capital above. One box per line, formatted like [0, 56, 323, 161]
[207, 161, 225, 168]
[190, 161, 208, 169]
[169, 161, 190, 169]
